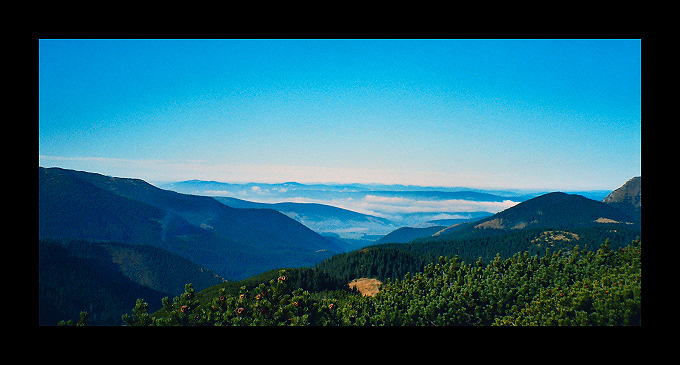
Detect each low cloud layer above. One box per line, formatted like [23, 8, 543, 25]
[261, 194, 518, 221]
[359, 195, 519, 215]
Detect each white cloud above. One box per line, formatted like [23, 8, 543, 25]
[362, 195, 410, 204]
[254, 194, 518, 219]
[359, 195, 518, 214]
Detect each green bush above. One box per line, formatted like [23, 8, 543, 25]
[361, 239, 641, 326]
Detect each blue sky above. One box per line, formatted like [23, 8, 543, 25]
[39, 39, 641, 190]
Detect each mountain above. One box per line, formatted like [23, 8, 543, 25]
[218, 197, 393, 226]
[312, 186, 643, 288]
[471, 192, 638, 230]
[161, 180, 535, 197]
[213, 196, 396, 241]
[39, 167, 344, 280]
[159, 179, 537, 229]
[425, 211, 494, 226]
[424, 190, 640, 243]
[375, 212, 494, 244]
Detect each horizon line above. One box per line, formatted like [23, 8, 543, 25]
[39, 162, 621, 193]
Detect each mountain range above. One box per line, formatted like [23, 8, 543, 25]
[159, 179, 539, 237]
[376, 225, 449, 244]
[38, 167, 640, 325]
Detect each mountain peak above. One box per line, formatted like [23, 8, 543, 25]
[468, 191, 636, 231]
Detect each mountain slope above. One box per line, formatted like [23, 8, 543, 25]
[51, 168, 335, 250]
[39, 239, 225, 325]
[472, 192, 637, 230]
[376, 226, 447, 244]
[39, 167, 168, 243]
[39, 167, 343, 280]
[603, 176, 641, 221]
[214, 196, 396, 240]
[603, 176, 640, 207]
[39, 239, 171, 325]
[427, 191, 640, 242]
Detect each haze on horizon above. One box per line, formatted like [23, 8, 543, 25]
[39, 39, 641, 191]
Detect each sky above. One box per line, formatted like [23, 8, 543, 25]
[39, 39, 641, 191]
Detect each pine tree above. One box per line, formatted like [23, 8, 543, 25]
[58, 311, 88, 326]
[154, 283, 205, 326]
[122, 299, 154, 326]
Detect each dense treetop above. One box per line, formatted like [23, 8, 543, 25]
[79, 237, 640, 326]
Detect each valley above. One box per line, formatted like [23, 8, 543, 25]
[38, 38, 642, 326]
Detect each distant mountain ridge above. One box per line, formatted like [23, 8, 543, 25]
[216, 197, 392, 225]
[160, 179, 537, 237]
[162, 179, 533, 195]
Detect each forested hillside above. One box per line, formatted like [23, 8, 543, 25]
[39, 239, 225, 326]
[105, 238, 640, 326]
[312, 225, 641, 283]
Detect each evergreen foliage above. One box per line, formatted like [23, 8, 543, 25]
[39, 239, 172, 326]
[313, 246, 437, 283]
[58, 311, 89, 326]
[312, 226, 640, 283]
[362, 238, 641, 326]
[80, 237, 640, 326]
